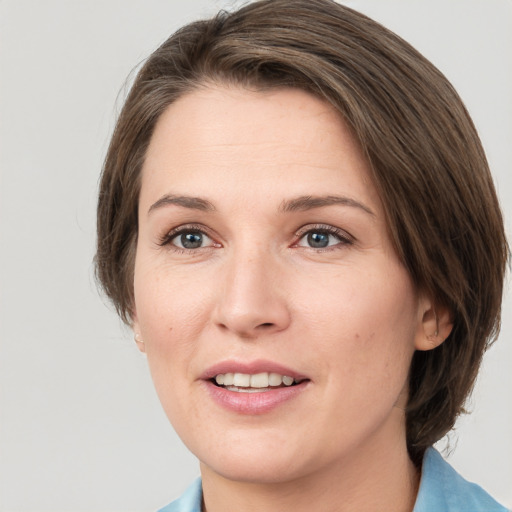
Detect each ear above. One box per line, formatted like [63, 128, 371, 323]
[131, 311, 146, 353]
[415, 296, 453, 351]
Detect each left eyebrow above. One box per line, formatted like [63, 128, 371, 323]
[147, 194, 216, 215]
[279, 195, 375, 216]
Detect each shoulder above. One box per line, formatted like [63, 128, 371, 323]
[157, 478, 203, 512]
[413, 448, 509, 512]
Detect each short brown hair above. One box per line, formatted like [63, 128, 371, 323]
[95, 0, 508, 463]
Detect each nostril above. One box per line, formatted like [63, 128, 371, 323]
[259, 322, 275, 328]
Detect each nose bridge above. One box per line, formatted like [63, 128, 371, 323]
[214, 241, 290, 337]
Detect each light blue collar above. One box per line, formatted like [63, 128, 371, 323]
[413, 447, 508, 511]
[158, 477, 202, 512]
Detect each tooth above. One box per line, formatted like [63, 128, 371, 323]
[234, 373, 250, 387]
[227, 386, 273, 393]
[268, 373, 282, 386]
[214, 372, 296, 388]
[223, 373, 234, 386]
[282, 375, 294, 386]
[250, 372, 269, 388]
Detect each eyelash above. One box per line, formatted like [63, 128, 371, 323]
[157, 223, 354, 252]
[294, 224, 354, 250]
[157, 224, 217, 252]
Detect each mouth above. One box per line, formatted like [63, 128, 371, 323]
[211, 372, 306, 393]
[201, 360, 310, 413]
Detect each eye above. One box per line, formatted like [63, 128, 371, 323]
[158, 225, 218, 251]
[298, 231, 338, 249]
[174, 231, 212, 249]
[295, 226, 352, 249]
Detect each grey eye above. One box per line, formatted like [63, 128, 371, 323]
[172, 231, 213, 249]
[298, 230, 341, 249]
[307, 232, 330, 248]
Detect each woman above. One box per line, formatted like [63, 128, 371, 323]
[95, 0, 509, 510]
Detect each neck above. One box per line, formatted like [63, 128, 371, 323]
[200, 413, 420, 512]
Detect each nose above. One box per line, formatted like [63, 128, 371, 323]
[212, 248, 291, 339]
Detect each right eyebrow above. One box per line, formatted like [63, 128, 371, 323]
[279, 194, 375, 217]
[147, 194, 216, 215]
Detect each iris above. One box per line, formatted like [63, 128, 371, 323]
[307, 232, 330, 248]
[181, 232, 203, 249]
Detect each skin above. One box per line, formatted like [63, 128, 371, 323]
[132, 85, 450, 512]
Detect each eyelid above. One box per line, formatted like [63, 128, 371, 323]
[157, 223, 220, 248]
[293, 223, 355, 246]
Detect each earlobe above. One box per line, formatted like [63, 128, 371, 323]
[134, 332, 146, 353]
[131, 312, 146, 353]
[415, 300, 453, 351]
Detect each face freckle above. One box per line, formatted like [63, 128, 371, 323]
[132, 84, 426, 485]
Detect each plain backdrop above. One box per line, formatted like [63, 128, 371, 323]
[0, 1, 511, 511]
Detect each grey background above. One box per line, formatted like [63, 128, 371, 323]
[0, 1, 510, 510]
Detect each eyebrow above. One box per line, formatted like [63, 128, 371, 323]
[147, 193, 374, 217]
[279, 195, 375, 216]
[148, 194, 216, 215]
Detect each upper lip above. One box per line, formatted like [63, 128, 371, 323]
[200, 359, 309, 381]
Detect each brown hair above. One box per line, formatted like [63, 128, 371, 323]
[95, 0, 508, 463]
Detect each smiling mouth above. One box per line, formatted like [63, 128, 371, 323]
[211, 372, 306, 393]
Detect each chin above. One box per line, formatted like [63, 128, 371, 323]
[189, 429, 318, 485]
[201, 452, 312, 485]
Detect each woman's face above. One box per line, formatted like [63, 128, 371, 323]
[133, 85, 431, 483]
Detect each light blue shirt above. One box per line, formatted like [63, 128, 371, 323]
[158, 448, 509, 512]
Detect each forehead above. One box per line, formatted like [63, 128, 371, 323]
[146, 85, 359, 160]
[140, 85, 379, 212]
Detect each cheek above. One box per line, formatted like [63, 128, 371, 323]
[133, 260, 213, 390]
[298, 264, 418, 384]
[134, 275, 208, 430]
[135, 253, 211, 332]
[297, 262, 417, 334]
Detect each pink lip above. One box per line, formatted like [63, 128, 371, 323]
[200, 359, 310, 415]
[203, 380, 309, 414]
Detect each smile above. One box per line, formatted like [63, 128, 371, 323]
[213, 372, 299, 392]
[203, 362, 310, 414]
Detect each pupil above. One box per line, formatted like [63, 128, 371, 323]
[181, 232, 203, 249]
[308, 232, 329, 248]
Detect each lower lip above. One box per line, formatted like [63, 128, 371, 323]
[203, 380, 309, 414]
